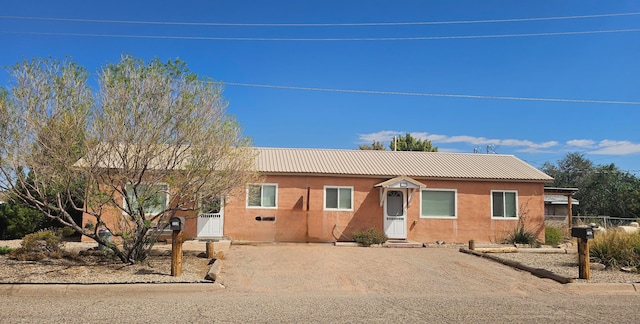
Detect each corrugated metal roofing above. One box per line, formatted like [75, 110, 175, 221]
[544, 194, 579, 205]
[254, 148, 553, 182]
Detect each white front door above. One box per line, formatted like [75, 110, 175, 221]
[384, 190, 407, 239]
[197, 198, 224, 238]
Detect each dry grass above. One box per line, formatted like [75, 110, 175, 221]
[590, 229, 640, 270]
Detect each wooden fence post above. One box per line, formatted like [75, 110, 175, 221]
[206, 241, 215, 258]
[171, 229, 184, 277]
[577, 238, 590, 280]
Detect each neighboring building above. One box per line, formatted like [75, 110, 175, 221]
[84, 148, 554, 244]
[544, 187, 579, 226]
[544, 195, 579, 217]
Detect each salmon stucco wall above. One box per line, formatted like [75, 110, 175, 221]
[82, 175, 546, 245]
[406, 179, 545, 244]
[81, 183, 199, 243]
[222, 175, 546, 244]
[223, 176, 383, 243]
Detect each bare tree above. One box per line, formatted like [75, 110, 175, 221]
[0, 57, 258, 263]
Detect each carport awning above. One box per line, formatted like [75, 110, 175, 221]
[374, 176, 426, 207]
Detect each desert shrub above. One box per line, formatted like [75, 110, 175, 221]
[545, 226, 565, 246]
[9, 229, 64, 261]
[505, 223, 540, 247]
[0, 246, 14, 255]
[58, 226, 76, 237]
[590, 229, 640, 270]
[22, 230, 63, 251]
[353, 228, 388, 247]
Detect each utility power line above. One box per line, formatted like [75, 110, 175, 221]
[1, 11, 639, 27]
[3, 28, 640, 41]
[222, 82, 640, 105]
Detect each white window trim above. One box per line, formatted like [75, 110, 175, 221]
[122, 182, 170, 216]
[246, 183, 278, 209]
[420, 188, 457, 219]
[490, 190, 519, 219]
[323, 186, 354, 211]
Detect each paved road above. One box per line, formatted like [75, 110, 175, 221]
[1, 245, 639, 323]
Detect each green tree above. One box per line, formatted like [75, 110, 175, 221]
[541, 152, 594, 188]
[578, 164, 640, 218]
[0, 201, 46, 239]
[358, 141, 385, 150]
[541, 153, 640, 218]
[389, 133, 438, 152]
[0, 56, 258, 263]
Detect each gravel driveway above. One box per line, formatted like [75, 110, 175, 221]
[219, 244, 566, 295]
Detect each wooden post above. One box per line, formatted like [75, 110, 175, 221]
[577, 237, 590, 280]
[206, 241, 215, 258]
[567, 195, 573, 228]
[171, 229, 184, 276]
[468, 240, 475, 250]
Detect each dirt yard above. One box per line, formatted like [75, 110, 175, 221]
[0, 240, 214, 283]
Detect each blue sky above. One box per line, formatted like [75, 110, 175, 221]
[2, 1, 640, 172]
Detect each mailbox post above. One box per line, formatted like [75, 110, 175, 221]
[571, 226, 594, 280]
[169, 217, 185, 277]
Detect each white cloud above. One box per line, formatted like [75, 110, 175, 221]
[590, 140, 640, 155]
[426, 133, 558, 150]
[357, 130, 400, 144]
[357, 131, 640, 156]
[358, 131, 559, 152]
[567, 139, 595, 148]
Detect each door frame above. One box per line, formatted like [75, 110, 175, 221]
[383, 189, 407, 239]
[197, 197, 224, 238]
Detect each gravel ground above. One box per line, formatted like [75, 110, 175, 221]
[1, 239, 639, 285]
[490, 251, 640, 284]
[0, 240, 215, 284]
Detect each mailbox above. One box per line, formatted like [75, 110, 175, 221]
[169, 217, 185, 231]
[571, 226, 594, 240]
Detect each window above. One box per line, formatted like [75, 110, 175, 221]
[200, 197, 222, 214]
[421, 189, 456, 218]
[247, 184, 277, 208]
[492, 191, 518, 218]
[123, 183, 169, 216]
[324, 186, 353, 211]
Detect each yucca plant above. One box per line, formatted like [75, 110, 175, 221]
[505, 221, 541, 247]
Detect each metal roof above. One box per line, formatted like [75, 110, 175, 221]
[544, 194, 579, 205]
[254, 148, 553, 182]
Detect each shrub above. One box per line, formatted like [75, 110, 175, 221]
[505, 223, 540, 247]
[353, 228, 388, 247]
[590, 229, 640, 270]
[545, 226, 565, 246]
[9, 229, 64, 261]
[0, 246, 14, 255]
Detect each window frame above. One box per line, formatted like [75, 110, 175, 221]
[246, 183, 278, 209]
[491, 190, 518, 219]
[323, 186, 354, 211]
[420, 188, 457, 219]
[122, 182, 170, 216]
